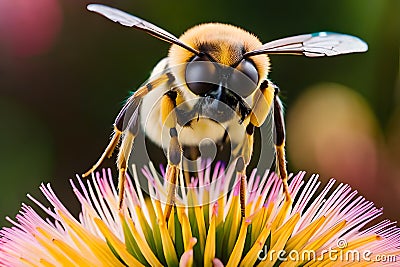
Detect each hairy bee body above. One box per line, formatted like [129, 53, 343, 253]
[140, 57, 235, 149]
[85, 4, 368, 217]
[141, 23, 270, 158]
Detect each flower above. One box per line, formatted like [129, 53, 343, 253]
[1, 162, 399, 266]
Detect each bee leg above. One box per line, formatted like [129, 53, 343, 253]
[273, 91, 292, 202]
[84, 74, 171, 209]
[250, 80, 274, 128]
[235, 123, 255, 218]
[238, 79, 274, 217]
[250, 80, 291, 201]
[116, 97, 142, 209]
[161, 91, 181, 221]
[82, 79, 152, 178]
[82, 98, 135, 178]
[82, 128, 122, 177]
[117, 131, 135, 208]
[164, 128, 181, 221]
[182, 146, 200, 185]
[116, 75, 173, 208]
[235, 156, 247, 218]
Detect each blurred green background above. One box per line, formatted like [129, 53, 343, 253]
[0, 0, 399, 226]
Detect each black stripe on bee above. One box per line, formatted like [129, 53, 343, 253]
[246, 123, 255, 135]
[165, 90, 177, 104]
[273, 97, 285, 146]
[273, 84, 280, 96]
[169, 136, 181, 165]
[146, 83, 153, 92]
[128, 108, 141, 136]
[114, 98, 141, 132]
[169, 127, 178, 137]
[114, 107, 127, 132]
[166, 72, 175, 84]
[235, 156, 245, 172]
[259, 80, 269, 93]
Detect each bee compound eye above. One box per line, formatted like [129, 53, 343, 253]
[185, 56, 219, 96]
[228, 60, 259, 98]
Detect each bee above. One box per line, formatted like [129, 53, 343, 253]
[83, 4, 368, 219]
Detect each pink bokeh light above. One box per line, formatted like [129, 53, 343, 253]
[0, 0, 62, 57]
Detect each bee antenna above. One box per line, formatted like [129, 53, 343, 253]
[87, 4, 201, 56]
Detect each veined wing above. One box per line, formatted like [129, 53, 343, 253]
[87, 4, 200, 55]
[244, 32, 368, 57]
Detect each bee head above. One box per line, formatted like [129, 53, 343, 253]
[168, 23, 270, 99]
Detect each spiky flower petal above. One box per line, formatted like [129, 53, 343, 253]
[1, 164, 399, 266]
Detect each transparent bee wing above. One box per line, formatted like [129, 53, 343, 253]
[87, 4, 200, 55]
[245, 32, 368, 57]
